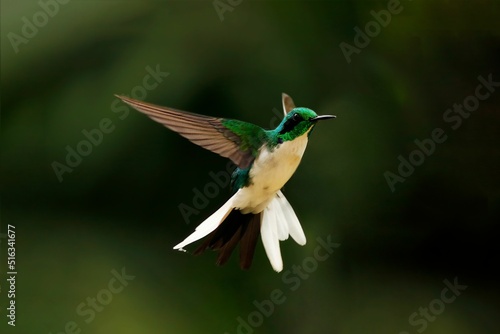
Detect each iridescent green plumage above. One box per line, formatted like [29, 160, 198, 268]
[220, 119, 269, 159]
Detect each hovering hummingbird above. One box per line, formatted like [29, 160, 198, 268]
[115, 93, 335, 272]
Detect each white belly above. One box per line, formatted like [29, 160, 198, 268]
[234, 132, 310, 213]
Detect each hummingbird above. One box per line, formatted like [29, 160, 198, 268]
[115, 93, 335, 272]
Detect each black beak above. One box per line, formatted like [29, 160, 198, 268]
[311, 115, 336, 122]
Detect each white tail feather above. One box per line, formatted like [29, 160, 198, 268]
[261, 203, 283, 272]
[275, 199, 289, 241]
[173, 190, 239, 251]
[173, 188, 306, 273]
[261, 191, 306, 272]
[276, 190, 306, 245]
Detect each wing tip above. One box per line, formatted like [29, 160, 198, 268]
[281, 93, 296, 116]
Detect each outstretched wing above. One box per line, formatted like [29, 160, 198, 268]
[116, 95, 267, 169]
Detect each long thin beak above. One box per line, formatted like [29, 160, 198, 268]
[311, 115, 336, 122]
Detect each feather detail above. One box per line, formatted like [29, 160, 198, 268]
[261, 199, 283, 272]
[260, 191, 306, 272]
[239, 213, 261, 269]
[173, 190, 240, 251]
[276, 190, 306, 245]
[194, 210, 261, 269]
[282, 93, 296, 116]
[115, 95, 266, 169]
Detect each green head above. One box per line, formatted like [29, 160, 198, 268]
[275, 107, 335, 143]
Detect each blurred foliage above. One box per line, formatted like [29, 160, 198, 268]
[1, 0, 499, 333]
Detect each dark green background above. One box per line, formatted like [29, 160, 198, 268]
[1, 1, 499, 333]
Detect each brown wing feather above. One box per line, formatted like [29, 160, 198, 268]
[282, 93, 296, 116]
[115, 95, 254, 169]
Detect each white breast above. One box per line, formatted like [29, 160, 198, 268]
[234, 132, 310, 213]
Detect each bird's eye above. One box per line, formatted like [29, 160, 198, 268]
[292, 113, 301, 121]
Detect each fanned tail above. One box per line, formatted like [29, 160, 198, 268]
[173, 189, 306, 272]
[173, 189, 261, 269]
[261, 190, 306, 272]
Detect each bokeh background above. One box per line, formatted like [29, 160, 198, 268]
[1, 1, 499, 333]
